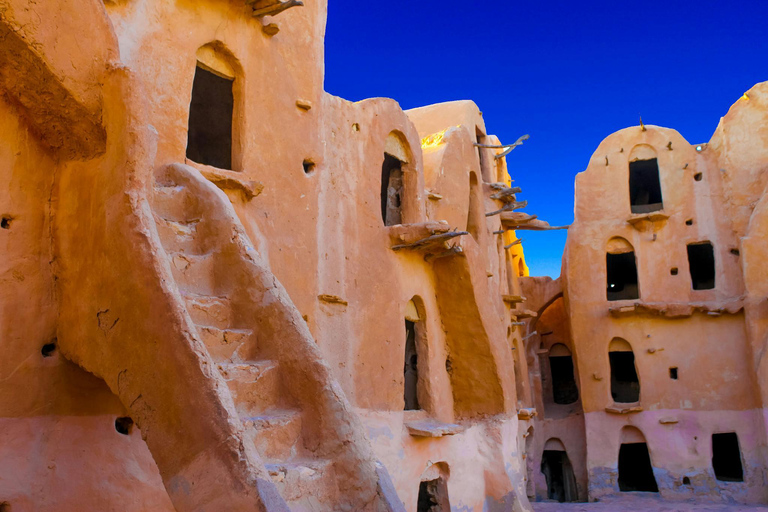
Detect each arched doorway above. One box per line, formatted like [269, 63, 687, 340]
[618, 426, 658, 492]
[540, 438, 578, 502]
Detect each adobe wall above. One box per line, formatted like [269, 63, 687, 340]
[559, 112, 768, 502]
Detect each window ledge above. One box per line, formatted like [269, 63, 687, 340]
[608, 299, 743, 319]
[626, 211, 669, 232]
[186, 160, 264, 201]
[605, 404, 643, 414]
[405, 419, 465, 438]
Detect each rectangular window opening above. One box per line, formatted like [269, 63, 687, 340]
[629, 158, 663, 213]
[669, 367, 678, 380]
[688, 242, 715, 290]
[186, 65, 234, 170]
[712, 433, 744, 482]
[606, 252, 639, 301]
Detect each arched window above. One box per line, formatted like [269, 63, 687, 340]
[606, 237, 638, 301]
[381, 132, 412, 226]
[628, 145, 663, 213]
[549, 344, 579, 405]
[186, 43, 242, 170]
[609, 338, 640, 403]
[618, 426, 658, 492]
[540, 438, 578, 502]
[404, 298, 426, 411]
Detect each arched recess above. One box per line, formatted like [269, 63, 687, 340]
[186, 42, 244, 171]
[381, 131, 416, 226]
[618, 426, 658, 492]
[466, 171, 483, 241]
[628, 144, 663, 213]
[609, 338, 640, 403]
[404, 296, 430, 411]
[606, 237, 639, 301]
[417, 462, 451, 511]
[549, 343, 579, 405]
[540, 438, 578, 502]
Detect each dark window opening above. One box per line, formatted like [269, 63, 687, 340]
[670, 267, 678, 275]
[712, 433, 744, 482]
[730, 248, 740, 256]
[686, 219, 694, 226]
[404, 320, 419, 410]
[303, 159, 316, 174]
[115, 416, 134, 435]
[467, 173, 480, 240]
[629, 158, 663, 213]
[550, 356, 579, 405]
[186, 65, 234, 170]
[476, 129, 489, 181]
[694, 172, 703, 181]
[610, 351, 640, 403]
[607, 252, 638, 301]
[41, 341, 56, 358]
[1, 216, 12, 229]
[381, 154, 403, 226]
[417, 478, 450, 512]
[669, 367, 678, 380]
[541, 450, 578, 502]
[687, 242, 715, 290]
[619, 443, 658, 492]
[682, 476, 691, 485]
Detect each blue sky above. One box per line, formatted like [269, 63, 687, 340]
[323, 1, 768, 277]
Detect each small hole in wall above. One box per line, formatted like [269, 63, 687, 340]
[685, 219, 694, 226]
[694, 172, 703, 181]
[0, 502, 11, 512]
[41, 341, 56, 358]
[670, 268, 678, 276]
[352, 123, 360, 132]
[115, 417, 134, 435]
[670, 367, 678, 380]
[445, 358, 453, 374]
[1, 216, 12, 229]
[303, 159, 316, 175]
[730, 248, 740, 256]
[682, 476, 691, 485]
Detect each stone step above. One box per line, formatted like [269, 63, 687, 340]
[169, 252, 217, 295]
[153, 215, 204, 254]
[200, 326, 254, 362]
[217, 361, 281, 414]
[242, 409, 302, 461]
[184, 294, 232, 329]
[151, 184, 201, 224]
[265, 459, 338, 510]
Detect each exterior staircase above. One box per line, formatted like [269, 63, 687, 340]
[148, 163, 380, 511]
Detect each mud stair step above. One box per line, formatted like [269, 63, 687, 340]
[217, 361, 280, 414]
[169, 252, 217, 295]
[265, 459, 338, 510]
[242, 409, 302, 461]
[151, 184, 202, 224]
[153, 215, 206, 255]
[184, 294, 232, 329]
[201, 326, 254, 361]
